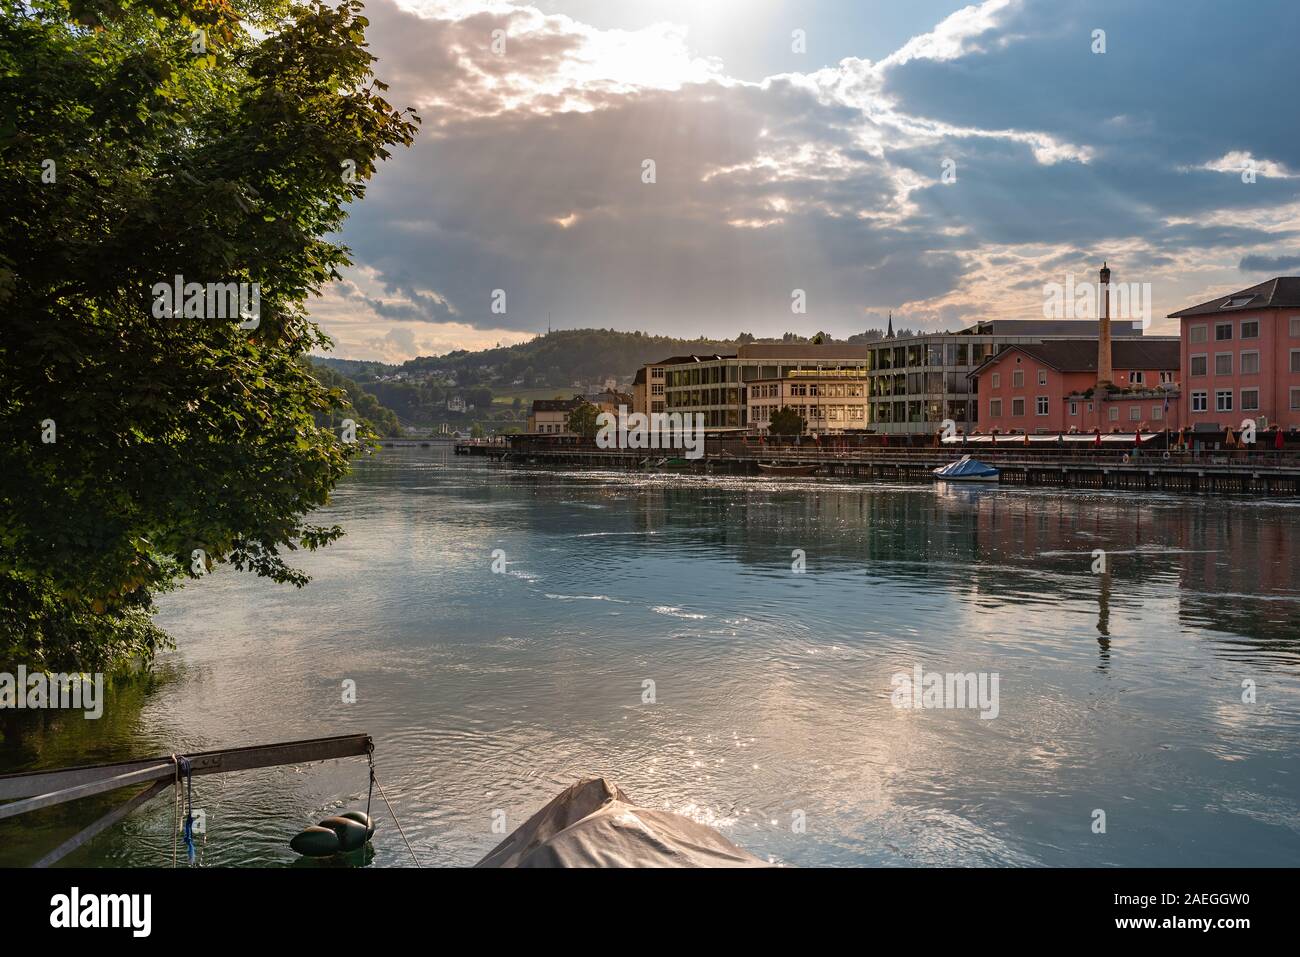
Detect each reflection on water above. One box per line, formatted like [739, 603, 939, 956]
[2, 447, 1299, 867]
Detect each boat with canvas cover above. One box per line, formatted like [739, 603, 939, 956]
[932, 455, 1000, 482]
[475, 777, 769, 868]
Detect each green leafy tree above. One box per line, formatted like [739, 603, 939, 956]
[0, 0, 418, 670]
[767, 406, 806, 436]
[565, 401, 601, 438]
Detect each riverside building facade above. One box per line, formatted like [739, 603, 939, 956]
[650, 321, 1144, 435]
[973, 338, 1181, 434]
[527, 390, 633, 435]
[974, 265, 1181, 435]
[1169, 277, 1300, 431]
[747, 369, 870, 431]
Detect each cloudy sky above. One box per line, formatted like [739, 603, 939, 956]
[312, 0, 1300, 361]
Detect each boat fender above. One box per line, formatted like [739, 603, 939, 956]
[1163, 451, 1171, 460]
[1122, 453, 1130, 463]
[290, 825, 342, 857]
[290, 812, 377, 856]
[340, 810, 377, 841]
[319, 815, 371, 852]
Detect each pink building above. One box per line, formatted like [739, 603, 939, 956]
[972, 339, 1181, 435]
[1169, 277, 1300, 430]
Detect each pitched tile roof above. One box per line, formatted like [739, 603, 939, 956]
[971, 338, 1181, 376]
[1168, 277, 1300, 318]
[530, 397, 583, 413]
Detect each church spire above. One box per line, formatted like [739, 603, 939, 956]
[886, 311, 895, 339]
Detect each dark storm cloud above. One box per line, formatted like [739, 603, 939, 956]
[1240, 254, 1300, 273]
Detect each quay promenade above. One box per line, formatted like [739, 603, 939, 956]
[455, 436, 1300, 495]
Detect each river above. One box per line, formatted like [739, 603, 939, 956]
[2, 445, 1298, 867]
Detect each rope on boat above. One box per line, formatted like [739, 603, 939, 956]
[169, 754, 196, 867]
[368, 743, 421, 867]
[170, 754, 180, 868]
[180, 756, 196, 864]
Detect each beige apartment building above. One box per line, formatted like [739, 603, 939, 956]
[747, 370, 870, 432]
[632, 362, 668, 416]
[658, 344, 873, 429]
[527, 397, 583, 435]
[527, 390, 633, 435]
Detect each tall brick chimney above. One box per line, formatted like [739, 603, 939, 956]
[1097, 262, 1113, 389]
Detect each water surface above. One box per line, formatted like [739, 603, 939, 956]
[3, 446, 1298, 867]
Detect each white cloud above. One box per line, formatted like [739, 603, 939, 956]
[1198, 151, 1296, 180]
[879, 0, 1020, 69]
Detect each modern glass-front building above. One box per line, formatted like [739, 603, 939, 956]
[659, 320, 1143, 434]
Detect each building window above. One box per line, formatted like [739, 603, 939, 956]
[1242, 389, 1260, 412]
[991, 372, 1001, 389]
[1190, 354, 1207, 376]
[1012, 370, 1024, 388]
[1069, 401, 1078, 416]
[1131, 370, 1145, 385]
[1152, 405, 1163, 421]
[1012, 398, 1025, 416]
[1215, 390, 1233, 412]
[1192, 391, 1208, 412]
[1129, 405, 1141, 421]
[1108, 406, 1119, 421]
[1292, 350, 1300, 374]
[1036, 396, 1049, 415]
[1241, 320, 1259, 339]
[1160, 371, 1175, 384]
[1038, 369, 1047, 385]
[1292, 388, 1300, 411]
[1190, 324, 1208, 344]
[1215, 322, 1233, 341]
[1240, 351, 1260, 375]
[990, 399, 1002, 417]
[1215, 353, 1233, 376]
[1292, 317, 1300, 338]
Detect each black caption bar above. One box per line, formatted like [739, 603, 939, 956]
[2, 867, 1286, 943]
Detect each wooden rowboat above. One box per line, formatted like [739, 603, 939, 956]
[757, 462, 820, 477]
